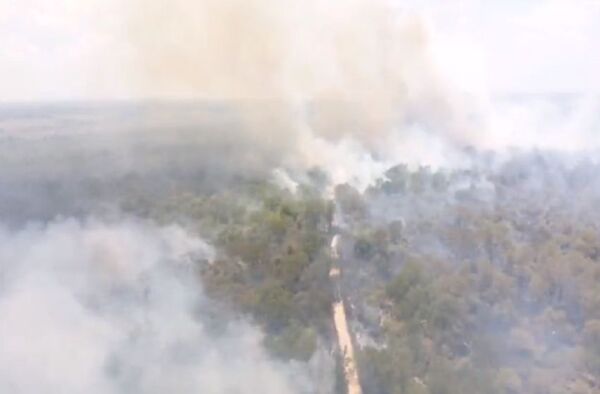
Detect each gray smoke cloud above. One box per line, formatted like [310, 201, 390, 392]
[3, 2, 600, 393]
[0, 218, 331, 393]
[5, 1, 599, 191]
[121, 0, 600, 189]
[120, 0, 484, 185]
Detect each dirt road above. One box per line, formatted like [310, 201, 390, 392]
[330, 234, 362, 394]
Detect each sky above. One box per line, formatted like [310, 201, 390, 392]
[417, 0, 600, 95]
[1, 0, 600, 101]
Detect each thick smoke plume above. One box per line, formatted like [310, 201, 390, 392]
[0, 219, 330, 393]
[1, 2, 600, 394]
[121, 0, 600, 188]
[122, 0, 484, 183]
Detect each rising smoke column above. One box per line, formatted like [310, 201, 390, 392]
[0, 218, 329, 393]
[122, 0, 485, 185]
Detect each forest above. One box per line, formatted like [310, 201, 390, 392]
[2, 108, 600, 393]
[124, 151, 600, 394]
[3, 0, 600, 393]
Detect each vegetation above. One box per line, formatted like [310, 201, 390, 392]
[122, 152, 600, 393]
[140, 180, 336, 362]
[336, 155, 600, 394]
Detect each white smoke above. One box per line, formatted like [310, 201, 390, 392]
[123, 0, 600, 190]
[3, 0, 600, 190]
[0, 218, 328, 393]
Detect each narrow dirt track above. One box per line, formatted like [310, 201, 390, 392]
[330, 234, 362, 394]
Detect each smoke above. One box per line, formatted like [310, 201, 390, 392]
[122, 0, 600, 189]
[1, 3, 600, 393]
[0, 218, 329, 393]
[485, 94, 600, 152]
[122, 0, 486, 183]
[5, 1, 599, 190]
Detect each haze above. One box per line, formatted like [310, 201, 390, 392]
[2, 0, 600, 101]
[2, 2, 600, 394]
